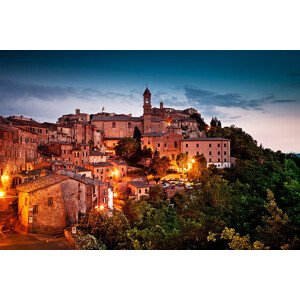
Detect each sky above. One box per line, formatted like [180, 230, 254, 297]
[0, 50, 299, 153]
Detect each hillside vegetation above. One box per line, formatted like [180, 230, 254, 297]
[78, 125, 300, 249]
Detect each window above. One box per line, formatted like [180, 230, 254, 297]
[197, 151, 199, 155]
[224, 151, 227, 155]
[209, 158, 212, 162]
[224, 158, 227, 162]
[186, 151, 188, 155]
[218, 143, 220, 147]
[139, 189, 141, 194]
[158, 143, 160, 147]
[218, 158, 220, 162]
[186, 144, 188, 148]
[224, 143, 227, 148]
[209, 143, 212, 147]
[48, 197, 54, 207]
[174, 141, 178, 148]
[164, 143, 167, 147]
[218, 151, 220, 155]
[33, 205, 39, 213]
[112, 122, 116, 128]
[209, 151, 212, 155]
[196, 144, 199, 148]
[128, 122, 132, 129]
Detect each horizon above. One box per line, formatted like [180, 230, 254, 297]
[0, 51, 300, 153]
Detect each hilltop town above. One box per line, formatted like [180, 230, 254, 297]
[0, 88, 231, 239]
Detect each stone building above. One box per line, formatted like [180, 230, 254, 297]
[89, 151, 107, 163]
[86, 161, 115, 182]
[0, 121, 38, 185]
[17, 174, 83, 234]
[43, 142, 90, 167]
[141, 132, 182, 161]
[182, 137, 231, 168]
[127, 181, 152, 201]
[17, 172, 110, 234]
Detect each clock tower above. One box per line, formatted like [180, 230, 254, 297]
[143, 87, 152, 115]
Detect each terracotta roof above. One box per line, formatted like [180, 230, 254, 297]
[90, 151, 106, 156]
[128, 181, 151, 188]
[92, 114, 142, 122]
[16, 174, 69, 193]
[90, 162, 114, 167]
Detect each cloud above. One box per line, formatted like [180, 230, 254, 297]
[183, 85, 297, 111]
[271, 99, 297, 103]
[183, 85, 269, 110]
[0, 79, 140, 122]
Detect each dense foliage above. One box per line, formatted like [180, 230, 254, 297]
[81, 125, 299, 249]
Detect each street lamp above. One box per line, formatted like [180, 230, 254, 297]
[0, 190, 5, 198]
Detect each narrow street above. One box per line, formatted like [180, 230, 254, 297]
[0, 232, 73, 250]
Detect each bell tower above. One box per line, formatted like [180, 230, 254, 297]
[143, 87, 152, 115]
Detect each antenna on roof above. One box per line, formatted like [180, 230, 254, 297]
[102, 107, 105, 112]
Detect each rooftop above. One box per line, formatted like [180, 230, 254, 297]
[90, 151, 106, 156]
[128, 181, 151, 188]
[91, 114, 142, 122]
[16, 174, 69, 193]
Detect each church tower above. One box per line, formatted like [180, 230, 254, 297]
[143, 87, 152, 134]
[143, 87, 152, 115]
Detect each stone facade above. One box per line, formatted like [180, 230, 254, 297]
[182, 138, 231, 168]
[141, 132, 182, 161]
[17, 174, 80, 234]
[0, 122, 38, 185]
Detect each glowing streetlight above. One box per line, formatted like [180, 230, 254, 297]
[1, 174, 9, 184]
[99, 204, 105, 210]
[191, 158, 195, 164]
[0, 190, 5, 198]
[113, 192, 118, 197]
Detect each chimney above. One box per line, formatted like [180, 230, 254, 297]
[76, 109, 80, 115]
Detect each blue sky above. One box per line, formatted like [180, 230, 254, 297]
[0, 51, 299, 152]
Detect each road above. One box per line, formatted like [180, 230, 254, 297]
[0, 232, 73, 250]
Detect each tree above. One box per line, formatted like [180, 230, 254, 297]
[257, 190, 291, 249]
[133, 126, 142, 144]
[122, 198, 141, 227]
[115, 137, 139, 161]
[150, 151, 171, 177]
[188, 154, 207, 181]
[190, 113, 208, 131]
[176, 153, 188, 171]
